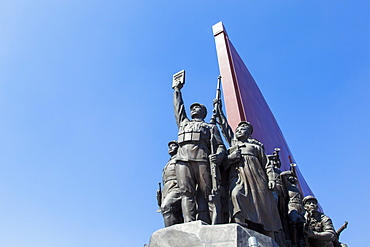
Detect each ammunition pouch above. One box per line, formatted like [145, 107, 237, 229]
[178, 121, 208, 144]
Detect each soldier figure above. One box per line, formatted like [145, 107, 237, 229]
[281, 169, 305, 246]
[159, 141, 183, 227]
[303, 196, 337, 247]
[268, 148, 284, 203]
[268, 150, 292, 246]
[268, 149, 287, 221]
[173, 75, 225, 224]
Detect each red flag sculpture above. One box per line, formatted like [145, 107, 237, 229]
[212, 21, 314, 196]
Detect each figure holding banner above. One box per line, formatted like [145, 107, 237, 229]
[213, 100, 282, 238]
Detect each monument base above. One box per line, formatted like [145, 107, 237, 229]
[148, 220, 279, 247]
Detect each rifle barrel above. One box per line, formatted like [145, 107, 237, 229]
[336, 221, 348, 236]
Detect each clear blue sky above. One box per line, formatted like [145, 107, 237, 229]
[0, 1, 368, 246]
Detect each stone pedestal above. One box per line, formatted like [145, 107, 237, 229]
[148, 221, 279, 247]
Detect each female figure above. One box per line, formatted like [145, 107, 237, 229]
[213, 100, 282, 237]
[227, 122, 282, 237]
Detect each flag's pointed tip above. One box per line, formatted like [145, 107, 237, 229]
[212, 21, 227, 37]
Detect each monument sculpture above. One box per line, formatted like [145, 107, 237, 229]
[148, 21, 349, 246]
[148, 71, 349, 247]
[157, 140, 183, 227]
[172, 70, 226, 225]
[281, 165, 305, 246]
[268, 149, 290, 235]
[303, 196, 347, 247]
[213, 99, 282, 238]
[226, 121, 282, 237]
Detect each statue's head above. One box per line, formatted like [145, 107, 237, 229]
[190, 103, 207, 120]
[287, 175, 298, 184]
[168, 140, 179, 156]
[303, 195, 318, 212]
[235, 121, 253, 140]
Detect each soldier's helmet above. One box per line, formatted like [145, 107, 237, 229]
[303, 195, 318, 205]
[190, 103, 207, 119]
[167, 140, 179, 147]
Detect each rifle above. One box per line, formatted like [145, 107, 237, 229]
[209, 125, 222, 224]
[156, 182, 162, 212]
[209, 126, 220, 202]
[209, 75, 222, 202]
[210, 75, 222, 125]
[336, 221, 348, 237]
[333, 221, 348, 247]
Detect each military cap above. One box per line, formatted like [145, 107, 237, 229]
[167, 140, 179, 147]
[190, 102, 207, 118]
[303, 195, 318, 205]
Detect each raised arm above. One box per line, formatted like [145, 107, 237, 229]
[173, 86, 188, 127]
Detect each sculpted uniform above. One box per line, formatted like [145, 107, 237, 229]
[173, 88, 225, 223]
[280, 171, 305, 221]
[272, 163, 288, 224]
[161, 154, 182, 227]
[287, 185, 304, 218]
[279, 171, 305, 245]
[305, 212, 336, 247]
[228, 140, 282, 232]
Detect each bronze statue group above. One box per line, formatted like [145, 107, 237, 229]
[156, 74, 347, 247]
